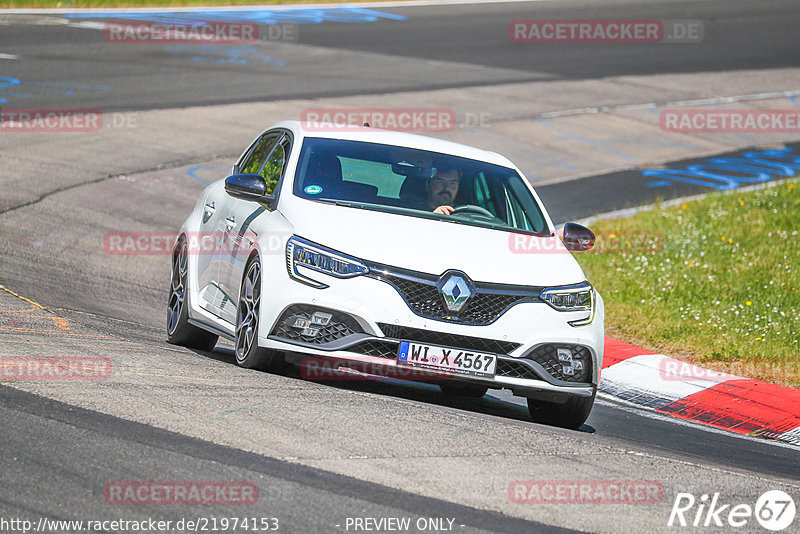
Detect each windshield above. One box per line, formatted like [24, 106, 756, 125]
[292, 138, 550, 234]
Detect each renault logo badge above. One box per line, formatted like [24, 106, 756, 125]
[437, 271, 474, 313]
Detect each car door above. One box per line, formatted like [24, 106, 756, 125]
[216, 130, 290, 325]
[195, 181, 239, 321]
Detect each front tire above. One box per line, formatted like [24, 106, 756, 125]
[167, 236, 218, 351]
[234, 256, 284, 371]
[527, 390, 596, 429]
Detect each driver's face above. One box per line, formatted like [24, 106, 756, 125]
[426, 169, 459, 208]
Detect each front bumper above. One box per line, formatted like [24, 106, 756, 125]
[258, 260, 604, 401]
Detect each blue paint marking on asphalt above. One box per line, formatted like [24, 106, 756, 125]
[646, 180, 672, 188]
[641, 147, 800, 190]
[792, 95, 799, 107]
[166, 45, 284, 65]
[187, 166, 228, 185]
[0, 76, 21, 103]
[64, 7, 407, 25]
[0, 77, 112, 103]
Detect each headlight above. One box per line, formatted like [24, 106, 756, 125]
[540, 282, 595, 326]
[286, 236, 369, 289]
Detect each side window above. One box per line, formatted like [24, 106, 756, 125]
[240, 135, 278, 176]
[238, 132, 290, 197]
[505, 178, 546, 232]
[261, 142, 286, 196]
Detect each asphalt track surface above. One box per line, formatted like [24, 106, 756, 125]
[537, 141, 800, 223]
[0, 0, 797, 110]
[1, 1, 799, 533]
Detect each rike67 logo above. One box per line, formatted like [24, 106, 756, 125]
[668, 490, 796, 531]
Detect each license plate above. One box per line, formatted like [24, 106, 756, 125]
[397, 341, 496, 378]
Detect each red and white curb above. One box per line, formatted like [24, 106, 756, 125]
[599, 337, 800, 446]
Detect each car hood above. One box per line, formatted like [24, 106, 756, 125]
[280, 200, 587, 287]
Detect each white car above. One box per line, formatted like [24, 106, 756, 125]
[168, 120, 604, 429]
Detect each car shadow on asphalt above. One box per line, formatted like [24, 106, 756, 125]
[203, 345, 596, 434]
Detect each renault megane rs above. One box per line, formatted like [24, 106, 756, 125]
[167, 120, 603, 429]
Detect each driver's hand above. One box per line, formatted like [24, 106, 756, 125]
[433, 205, 455, 215]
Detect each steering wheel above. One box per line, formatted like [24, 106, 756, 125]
[451, 205, 496, 218]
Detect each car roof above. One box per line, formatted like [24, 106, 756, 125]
[268, 120, 516, 169]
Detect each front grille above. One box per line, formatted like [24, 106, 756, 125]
[349, 339, 398, 359]
[388, 276, 525, 325]
[271, 305, 362, 345]
[367, 263, 540, 325]
[526, 344, 592, 383]
[378, 323, 520, 356]
[496, 359, 542, 380]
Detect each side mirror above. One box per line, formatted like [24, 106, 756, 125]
[225, 173, 270, 202]
[562, 222, 595, 251]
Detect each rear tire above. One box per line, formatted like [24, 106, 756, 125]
[234, 255, 284, 372]
[527, 390, 596, 429]
[167, 236, 218, 351]
[439, 383, 489, 398]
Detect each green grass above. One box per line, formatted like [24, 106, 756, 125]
[575, 179, 800, 388]
[0, 0, 378, 7]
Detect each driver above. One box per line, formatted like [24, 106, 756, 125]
[425, 166, 460, 215]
